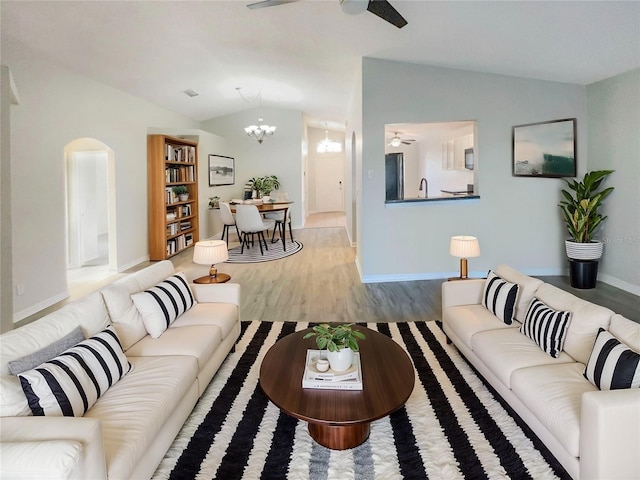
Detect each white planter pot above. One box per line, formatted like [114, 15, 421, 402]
[565, 240, 603, 260]
[179, 194, 189, 202]
[327, 347, 354, 372]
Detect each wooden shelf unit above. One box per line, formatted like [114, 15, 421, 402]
[148, 134, 199, 260]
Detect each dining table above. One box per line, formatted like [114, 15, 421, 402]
[230, 201, 293, 250]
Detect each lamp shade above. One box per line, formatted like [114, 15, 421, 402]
[450, 236, 480, 258]
[193, 240, 229, 266]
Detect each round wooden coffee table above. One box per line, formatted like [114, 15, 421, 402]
[259, 326, 415, 450]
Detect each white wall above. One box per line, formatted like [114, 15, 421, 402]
[201, 107, 304, 229]
[587, 69, 640, 294]
[345, 61, 363, 248]
[360, 58, 587, 281]
[6, 44, 200, 321]
[1, 66, 17, 333]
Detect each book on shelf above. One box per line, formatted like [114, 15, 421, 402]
[167, 223, 179, 236]
[165, 144, 196, 163]
[302, 350, 362, 390]
[165, 187, 178, 205]
[165, 165, 195, 183]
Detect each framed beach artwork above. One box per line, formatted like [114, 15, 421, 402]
[208, 155, 235, 186]
[512, 118, 577, 178]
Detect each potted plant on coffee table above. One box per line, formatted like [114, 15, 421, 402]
[558, 169, 614, 289]
[303, 323, 366, 372]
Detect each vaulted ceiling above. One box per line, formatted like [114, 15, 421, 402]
[3, 1, 639, 126]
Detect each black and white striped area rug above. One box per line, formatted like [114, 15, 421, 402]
[226, 240, 303, 263]
[152, 321, 569, 480]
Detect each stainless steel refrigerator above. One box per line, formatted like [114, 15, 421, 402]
[385, 153, 404, 201]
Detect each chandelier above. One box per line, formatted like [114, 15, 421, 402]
[237, 88, 277, 144]
[244, 118, 276, 144]
[317, 129, 342, 153]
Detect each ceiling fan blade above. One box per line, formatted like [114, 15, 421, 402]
[366, 0, 408, 29]
[247, 0, 298, 10]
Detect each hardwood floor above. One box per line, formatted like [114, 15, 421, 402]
[171, 226, 442, 324]
[171, 223, 639, 324]
[18, 214, 639, 327]
[304, 211, 347, 228]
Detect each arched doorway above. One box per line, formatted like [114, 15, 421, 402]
[65, 138, 117, 284]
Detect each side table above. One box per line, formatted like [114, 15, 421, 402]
[193, 273, 231, 284]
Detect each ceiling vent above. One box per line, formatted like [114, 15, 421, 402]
[183, 89, 199, 98]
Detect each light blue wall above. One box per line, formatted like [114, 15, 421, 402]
[360, 58, 587, 281]
[587, 69, 640, 294]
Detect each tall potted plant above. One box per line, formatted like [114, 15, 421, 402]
[303, 323, 365, 372]
[558, 169, 614, 288]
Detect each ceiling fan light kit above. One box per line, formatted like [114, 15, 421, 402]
[248, 0, 407, 29]
[387, 132, 416, 147]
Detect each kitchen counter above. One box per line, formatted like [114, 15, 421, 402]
[386, 193, 479, 204]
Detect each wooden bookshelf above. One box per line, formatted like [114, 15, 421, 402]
[148, 134, 199, 260]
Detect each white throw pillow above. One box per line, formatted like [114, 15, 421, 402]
[520, 298, 572, 358]
[18, 326, 131, 417]
[584, 328, 640, 390]
[481, 271, 519, 324]
[130, 272, 196, 338]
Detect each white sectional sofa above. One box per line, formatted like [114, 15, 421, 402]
[0, 260, 240, 479]
[442, 264, 640, 480]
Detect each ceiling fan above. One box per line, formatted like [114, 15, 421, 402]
[387, 132, 416, 147]
[247, 0, 408, 29]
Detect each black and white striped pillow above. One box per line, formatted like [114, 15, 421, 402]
[520, 298, 572, 358]
[482, 271, 519, 324]
[584, 328, 640, 390]
[18, 326, 131, 417]
[131, 272, 196, 338]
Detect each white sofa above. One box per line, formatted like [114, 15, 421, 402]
[442, 264, 640, 480]
[0, 260, 241, 479]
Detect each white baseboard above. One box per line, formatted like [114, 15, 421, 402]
[597, 273, 640, 296]
[361, 270, 469, 284]
[358, 266, 640, 297]
[14, 290, 69, 323]
[117, 255, 149, 273]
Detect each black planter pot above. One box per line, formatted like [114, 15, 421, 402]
[568, 259, 599, 289]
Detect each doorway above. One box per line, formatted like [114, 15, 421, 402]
[316, 153, 344, 212]
[65, 138, 117, 285]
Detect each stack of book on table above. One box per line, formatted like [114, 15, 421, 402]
[302, 350, 362, 391]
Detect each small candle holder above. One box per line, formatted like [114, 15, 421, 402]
[316, 358, 329, 372]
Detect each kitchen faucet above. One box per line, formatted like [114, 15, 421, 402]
[419, 178, 428, 197]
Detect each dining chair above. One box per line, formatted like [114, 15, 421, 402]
[234, 205, 276, 255]
[219, 202, 241, 245]
[265, 209, 293, 245]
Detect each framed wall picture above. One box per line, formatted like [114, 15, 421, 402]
[513, 118, 576, 178]
[208, 155, 235, 186]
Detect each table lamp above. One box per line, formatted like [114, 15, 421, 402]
[192, 240, 229, 284]
[449, 235, 480, 280]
